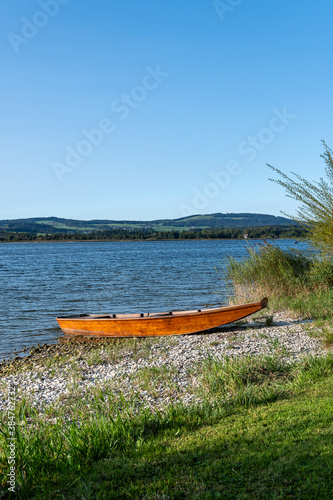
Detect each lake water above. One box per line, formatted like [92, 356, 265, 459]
[0, 239, 308, 359]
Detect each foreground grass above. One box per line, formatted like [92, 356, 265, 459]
[74, 377, 333, 499]
[1, 353, 333, 498]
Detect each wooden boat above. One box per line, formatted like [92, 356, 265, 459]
[56, 297, 268, 338]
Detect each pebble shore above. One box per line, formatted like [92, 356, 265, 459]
[0, 312, 330, 419]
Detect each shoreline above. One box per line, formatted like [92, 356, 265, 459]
[0, 236, 301, 244]
[1, 311, 329, 421]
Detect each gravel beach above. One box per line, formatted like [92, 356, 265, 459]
[0, 312, 330, 419]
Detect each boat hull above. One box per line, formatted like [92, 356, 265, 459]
[56, 298, 268, 338]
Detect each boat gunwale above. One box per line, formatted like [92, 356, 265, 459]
[56, 298, 268, 322]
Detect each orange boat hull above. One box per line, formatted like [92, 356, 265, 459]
[56, 298, 268, 337]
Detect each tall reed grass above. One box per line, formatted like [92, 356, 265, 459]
[226, 242, 333, 319]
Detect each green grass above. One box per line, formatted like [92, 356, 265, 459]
[1, 354, 333, 498]
[226, 242, 333, 319]
[131, 365, 180, 397]
[227, 243, 312, 297]
[280, 288, 333, 320]
[36, 220, 210, 233]
[305, 319, 333, 347]
[151, 225, 209, 232]
[195, 354, 293, 405]
[36, 221, 98, 231]
[76, 379, 333, 499]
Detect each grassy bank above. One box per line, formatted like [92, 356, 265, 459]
[74, 367, 333, 500]
[226, 242, 333, 322]
[1, 352, 333, 498]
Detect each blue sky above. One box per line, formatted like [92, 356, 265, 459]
[1, 0, 333, 221]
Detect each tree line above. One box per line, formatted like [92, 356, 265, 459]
[0, 225, 306, 243]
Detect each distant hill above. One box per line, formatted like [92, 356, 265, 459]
[0, 213, 296, 235]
